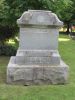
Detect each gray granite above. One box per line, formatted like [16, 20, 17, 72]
[7, 57, 69, 85]
[17, 10, 63, 26]
[19, 28, 59, 50]
[7, 10, 69, 85]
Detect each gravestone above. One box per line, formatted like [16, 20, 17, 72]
[7, 10, 69, 85]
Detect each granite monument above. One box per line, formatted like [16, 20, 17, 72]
[7, 10, 69, 85]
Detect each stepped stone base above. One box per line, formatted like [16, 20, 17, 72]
[7, 53, 69, 85]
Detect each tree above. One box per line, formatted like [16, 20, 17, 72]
[0, 0, 74, 38]
[43, 0, 73, 33]
[59, 0, 73, 33]
[0, 0, 18, 44]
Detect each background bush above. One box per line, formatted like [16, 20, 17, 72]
[0, 44, 17, 56]
[0, 25, 18, 44]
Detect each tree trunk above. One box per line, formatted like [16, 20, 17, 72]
[66, 22, 70, 34]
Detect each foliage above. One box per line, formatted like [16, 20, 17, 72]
[69, 0, 75, 20]
[0, 0, 73, 25]
[0, 44, 17, 56]
[0, 0, 18, 43]
[59, 0, 75, 33]
[0, 25, 17, 43]
[0, 0, 75, 38]
[44, 0, 73, 33]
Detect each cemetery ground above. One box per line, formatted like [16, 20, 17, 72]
[0, 34, 75, 100]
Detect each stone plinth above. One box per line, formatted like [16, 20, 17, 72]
[7, 56, 68, 85]
[7, 10, 69, 85]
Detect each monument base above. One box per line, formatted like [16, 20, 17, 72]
[7, 55, 69, 85]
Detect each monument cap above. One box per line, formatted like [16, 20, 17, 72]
[17, 10, 63, 27]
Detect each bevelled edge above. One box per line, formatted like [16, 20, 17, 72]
[17, 10, 63, 27]
[28, 10, 52, 13]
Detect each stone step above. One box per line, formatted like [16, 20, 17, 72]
[7, 57, 69, 85]
[16, 50, 58, 57]
[15, 56, 60, 65]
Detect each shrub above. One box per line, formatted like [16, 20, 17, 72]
[0, 44, 17, 56]
[0, 25, 18, 44]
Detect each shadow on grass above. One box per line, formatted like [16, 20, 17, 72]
[0, 56, 10, 83]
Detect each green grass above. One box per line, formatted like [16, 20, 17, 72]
[0, 34, 75, 100]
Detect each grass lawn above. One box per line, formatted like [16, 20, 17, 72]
[0, 34, 75, 100]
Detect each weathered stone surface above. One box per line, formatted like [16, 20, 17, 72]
[7, 58, 69, 85]
[15, 56, 60, 65]
[15, 50, 60, 65]
[16, 50, 53, 57]
[14, 68, 33, 81]
[7, 10, 69, 85]
[17, 10, 63, 26]
[19, 27, 59, 50]
[17, 10, 63, 50]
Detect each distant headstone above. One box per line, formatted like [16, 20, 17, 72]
[7, 10, 69, 85]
